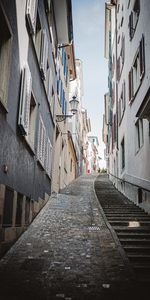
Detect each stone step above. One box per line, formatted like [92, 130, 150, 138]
[120, 238, 150, 246]
[104, 207, 145, 211]
[124, 245, 150, 254]
[107, 216, 150, 221]
[133, 263, 150, 280]
[106, 212, 147, 216]
[114, 226, 150, 232]
[128, 254, 150, 262]
[117, 232, 150, 239]
[109, 220, 150, 226]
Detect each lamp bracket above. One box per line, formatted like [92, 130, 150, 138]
[56, 114, 73, 122]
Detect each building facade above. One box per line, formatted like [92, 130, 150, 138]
[0, 0, 77, 256]
[86, 136, 100, 174]
[104, 0, 150, 213]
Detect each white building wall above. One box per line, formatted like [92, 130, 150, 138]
[109, 0, 150, 213]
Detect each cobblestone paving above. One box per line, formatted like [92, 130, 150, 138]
[0, 175, 141, 300]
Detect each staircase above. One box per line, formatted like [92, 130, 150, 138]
[95, 177, 150, 282]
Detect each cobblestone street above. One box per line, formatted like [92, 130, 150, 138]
[0, 175, 148, 300]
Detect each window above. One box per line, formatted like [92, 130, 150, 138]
[129, 0, 140, 40]
[25, 197, 30, 225]
[128, 36, 145, 102]
[135, 119, 144, 152]
[2, 187, 14, 228]
[112, 82, 115, 105]
[70, 159, 72, 172]
[40, 29, 48, 80]
[117, 57, 120, 81]
[27, 93, 37, 149]
[112, 114, 117, 148]
[18, 65, 37, 151]
[0, 3, 12, 109]
[120, 34, 125, 72]
[34, 12, 42, 62]
[26, 0, 38, 35]
[121, 137, 125, 170]
[18, 65, 32, 136]
[46, 1, 58, 62]
[15, 193, 23, 227]
[118, 81, 126, 125]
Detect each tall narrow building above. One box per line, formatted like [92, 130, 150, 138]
[104, 0, 150, 213]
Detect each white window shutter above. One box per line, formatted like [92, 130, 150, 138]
[18, 65, 32, 135]
[42, 125, 46, 166]
[40, 29, 48, 80]
[37, 116, 42, 161]
[37, 116, 46, 166]
[26, 0, 38, 35]
[45, 138, 52, 176]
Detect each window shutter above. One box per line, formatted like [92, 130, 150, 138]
[62, 90, 65, 114]
[37, 116, 46, 166]
[42, 125, 46, 166]
[65, 100, 67, 116]
[139, 35, 145, 79]
[117, 57, 120, 81]
[66, 66, 68, 85]
[37, 116, 42, 161]
[118, 99, 121, 124]
[26, 0, 38, 35]
[64, 52, 66, 75]
[40, 29, 48, 80]
[18, 65, 32, 135]
[123, 81, 126, 111]
[45, 138, 52, 176]
[129, 12, 133, 40]
[128, 70, 132, 102]
[131, 68, 134, 99]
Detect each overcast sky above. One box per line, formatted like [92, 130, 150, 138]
[72, 0, 108, 168]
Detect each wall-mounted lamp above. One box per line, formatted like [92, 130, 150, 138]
[56, 96, 79, 122]
[57, 41, 73, 49]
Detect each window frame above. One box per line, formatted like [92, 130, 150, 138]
[0, 2, 13, 111]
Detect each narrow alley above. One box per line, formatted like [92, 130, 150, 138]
[0, 174, 150, 300]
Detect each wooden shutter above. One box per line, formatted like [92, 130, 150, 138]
[123, 81, 126, 111]
[139, 35, 145, 79]
[37, 116, 46, 166]
[118, 99, 121, 124]
[42, 125, 46, 166]
[62, 90, 65, 114]
[128, 69, 133, 102]
[18, 65, 32, 135]
[117, 57, 120, 81]
[40, 29, 48, 80]
[37, 116, 43, 162]
[45, 138, 52, 176]
[26, 0, 38, 34]
[129, 12, 133, 40]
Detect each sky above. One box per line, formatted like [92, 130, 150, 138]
[72, 0, 108, 168]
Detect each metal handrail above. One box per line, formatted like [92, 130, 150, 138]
[109, 172, 150, 193]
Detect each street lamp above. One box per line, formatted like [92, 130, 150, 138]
[56, 96, 79, 122]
